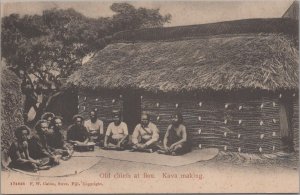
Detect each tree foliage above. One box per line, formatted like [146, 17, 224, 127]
[110, 3, 171, 31]
[1, 3, 171, 121]
[2, 3, 171, 82]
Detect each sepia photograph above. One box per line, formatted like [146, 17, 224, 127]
[1, 0, 299, 193]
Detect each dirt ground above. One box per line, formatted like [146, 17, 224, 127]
[1, 151, 299, 194]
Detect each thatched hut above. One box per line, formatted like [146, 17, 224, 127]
[1, 65, 24, 151]
[67, 18, 299, 154]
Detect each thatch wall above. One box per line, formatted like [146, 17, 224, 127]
[141, 93, 283, 154]
[76, 89, 300, 154]
[293, 94, 299, 151]
[77, 90, 123, 129]
[1, 67, 24, 151]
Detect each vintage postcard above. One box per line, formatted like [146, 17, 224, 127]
[1, 0, 299, 194]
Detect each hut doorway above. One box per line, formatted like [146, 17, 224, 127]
[122, 92, 141, 133]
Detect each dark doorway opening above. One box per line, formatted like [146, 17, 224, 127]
[122, 91, 141, 134]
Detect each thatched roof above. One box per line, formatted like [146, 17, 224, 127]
[67, 19, 299, 93]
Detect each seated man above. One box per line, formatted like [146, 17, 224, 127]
[104, 111, 128, 150]
[131, 112, 160, 153]
[28, 120, 60, 167]
[67, 115, 94, 151]
[8, 125, 50, 172]
[84, 110, 104, 146]
[158, 112, 191, 156]
[47, 116, 73, 160]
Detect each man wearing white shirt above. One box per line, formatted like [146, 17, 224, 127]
[131, 112, 160, 153]
[84, 111, 104, 146]
[104, 111, 128, 150]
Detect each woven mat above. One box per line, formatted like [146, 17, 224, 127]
[73, 148, 219, 167]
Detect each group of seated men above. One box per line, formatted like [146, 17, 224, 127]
[69, 110, 191, 154]
[8, 110, 191, 172]
[8, 113, 72, 172]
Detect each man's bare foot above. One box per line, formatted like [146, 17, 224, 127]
[38, 165, 51, 170]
